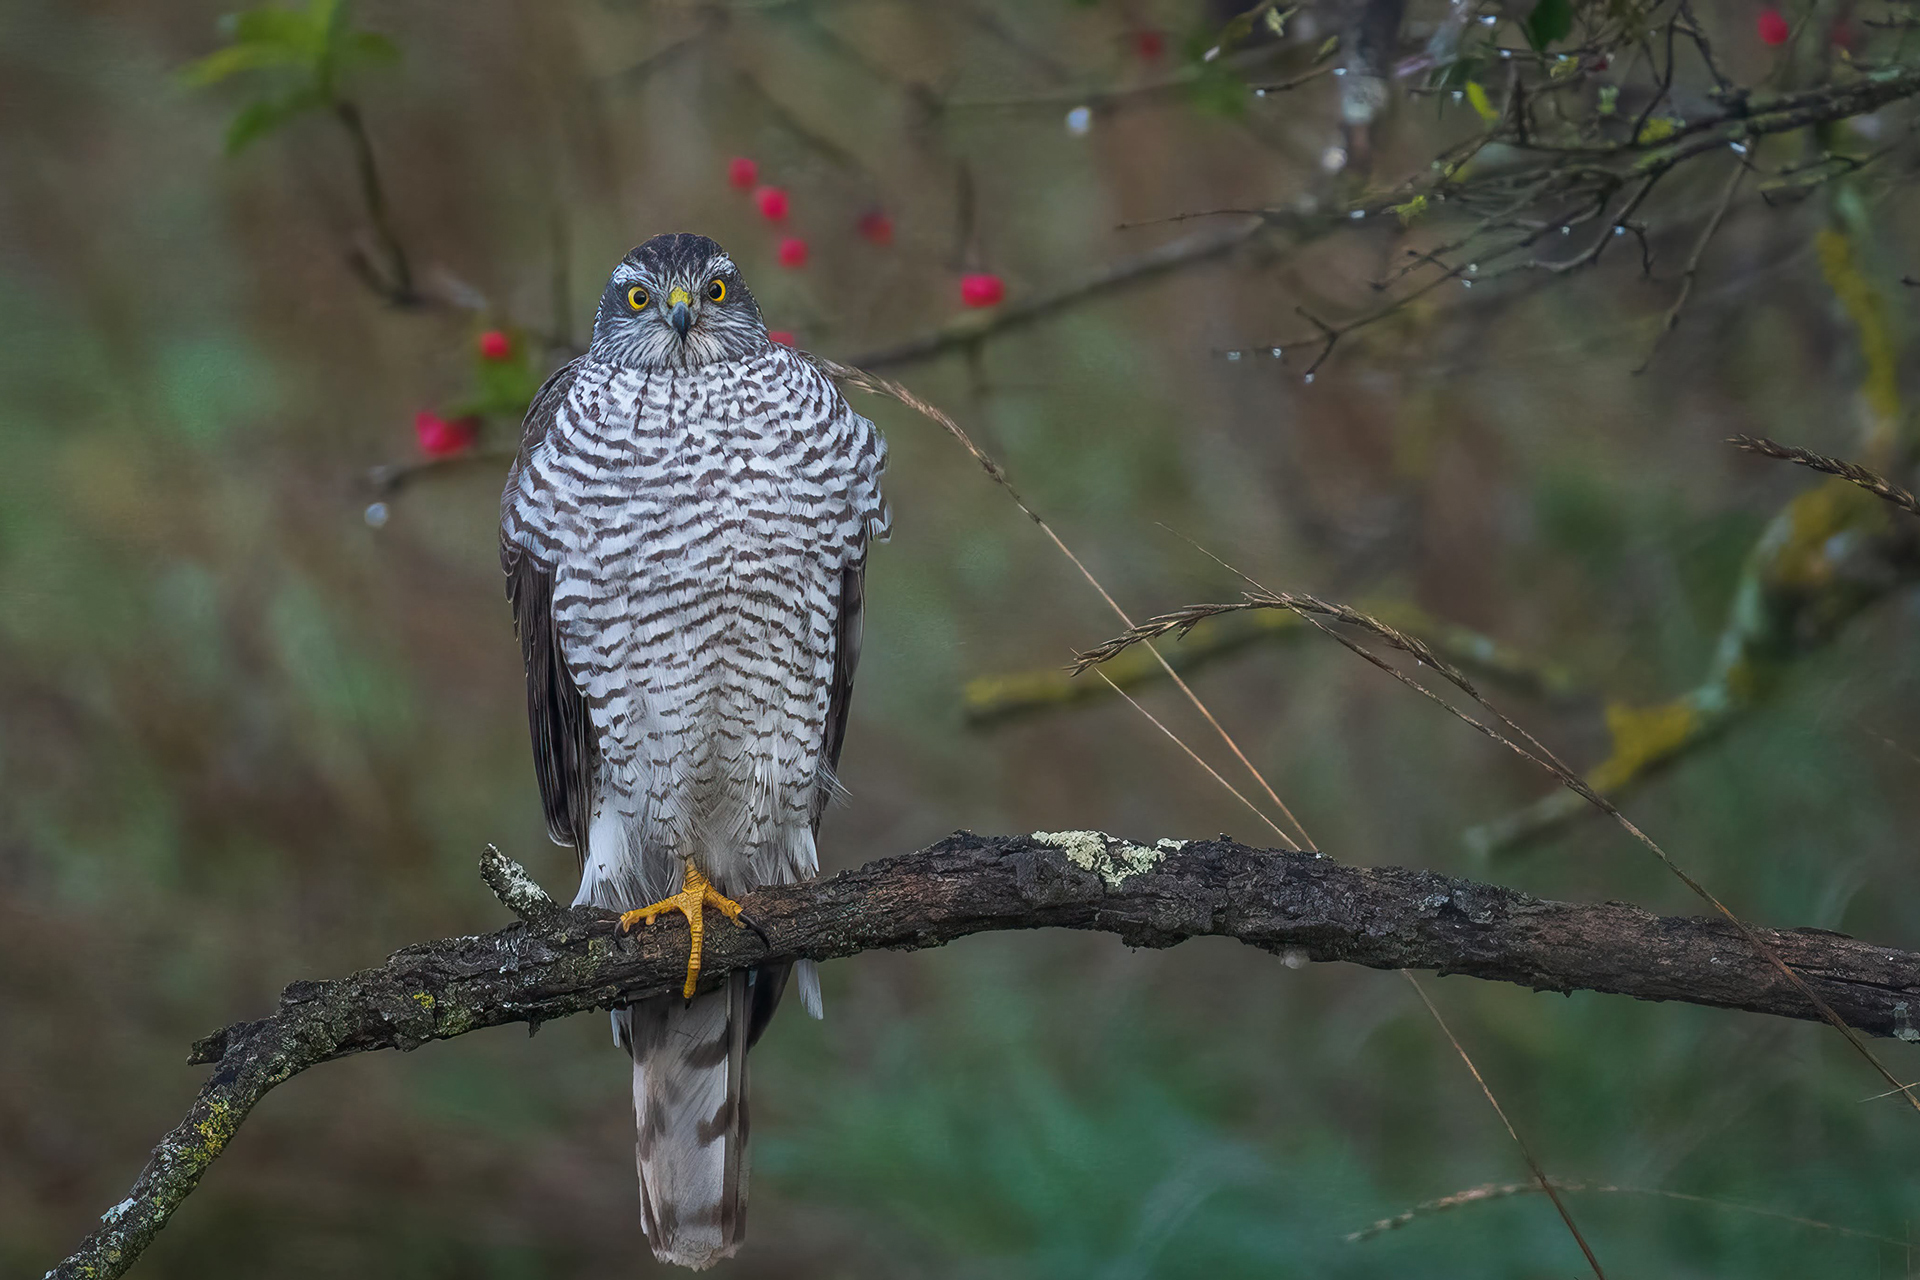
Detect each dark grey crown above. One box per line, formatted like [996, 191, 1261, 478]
[589, 233, 770, 369]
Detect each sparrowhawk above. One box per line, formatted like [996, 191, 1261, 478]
[500, 233, 889, 1268]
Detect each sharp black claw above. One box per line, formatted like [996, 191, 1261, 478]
[739, 910, 771, 953]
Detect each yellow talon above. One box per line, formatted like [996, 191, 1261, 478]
[617, 862, 750, 998]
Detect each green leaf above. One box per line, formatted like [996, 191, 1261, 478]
[1525, 0, 1574, 50]
[473, 356, 545, 418]
[1464, 79, 1499, 122]
[231, 8, 327, 55]
[178, 40, 308, 87]
[1635, 115, 1678, 144]
[223, 87, 322, 153]
[183, 0, 391, 98]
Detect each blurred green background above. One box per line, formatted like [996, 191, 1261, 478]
[5, 1, 1920, 1275]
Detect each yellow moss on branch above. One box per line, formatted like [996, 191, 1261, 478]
[1814, 226, 1901, 454]
[1473, 474, 1911, 857]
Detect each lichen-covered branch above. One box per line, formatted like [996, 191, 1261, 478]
[49, 832, 1920, 1279]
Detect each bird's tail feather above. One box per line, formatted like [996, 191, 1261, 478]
[623, 974, 750, 1270]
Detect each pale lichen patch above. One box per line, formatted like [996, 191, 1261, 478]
[1031, 830, 1168, 887]
[480, 844, 559, 922]
[1894, 1000, 1919, 1043]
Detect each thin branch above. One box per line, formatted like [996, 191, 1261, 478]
[842, 220, 1270, 368]
[334, 98, 417, 305]
[49, 833, 1920, 1280]
[941, 42, 1293, 111]
[1634, 159, 1745, 373]
[366, 446, 518, 497]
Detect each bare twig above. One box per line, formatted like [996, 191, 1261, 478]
[334, 99, 417, 305]
[843, 220, 1271, 369]
[366, 446, 517, 497]
[1634, 159, 1745, 373]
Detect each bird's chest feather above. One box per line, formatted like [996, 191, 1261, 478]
[538, 367, 842, 673]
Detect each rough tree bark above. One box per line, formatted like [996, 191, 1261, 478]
[49, 830, 1920, 1279]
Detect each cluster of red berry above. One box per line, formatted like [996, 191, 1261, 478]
[414, 407, 478, 457]
[727, 154, 1007, 331]
[412, 328, 517, 457]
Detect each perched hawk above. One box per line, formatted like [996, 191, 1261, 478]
[499, 233, 889, 1268]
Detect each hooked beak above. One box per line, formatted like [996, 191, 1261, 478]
[667, 287, 693, 339]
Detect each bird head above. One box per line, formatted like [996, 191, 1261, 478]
[589, 233, 771, 369]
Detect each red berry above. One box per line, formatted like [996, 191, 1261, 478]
[477, 329, 512, 362]
[755, 186, 789, 221]
[767, 330, 796, 346]
[959, 273, 1006, 308]
[414, 410, 478, 458]
[777, 236, 809, 268]
[1757, 7, 1790, 44]
[727, 156, 758, 189]
[857, 209, 894, 246]
[1132, 29, 1166, 61]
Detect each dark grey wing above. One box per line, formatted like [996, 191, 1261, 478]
[818, 554, 869, 814]
[503, 541, 595, 854]
[502, 361, 596, 857]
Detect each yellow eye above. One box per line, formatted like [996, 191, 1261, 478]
[707, 278, 727, 303]
[626, 285, 649, 310]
